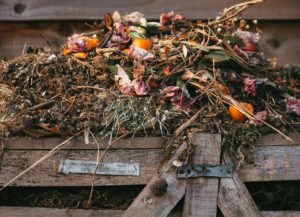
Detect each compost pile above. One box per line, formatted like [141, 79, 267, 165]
[0, 1, 299, 162]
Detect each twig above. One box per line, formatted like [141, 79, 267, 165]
[175, 106, 206, 136]
[0, 131, 82, 192]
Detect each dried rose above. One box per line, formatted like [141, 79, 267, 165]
[129, 45, 155, 61]
[160, 11, 174, 26]
[255, 111, 267, 126]
[243, 78, 257, 97]
[132, 77, 150, 96]
[160, 86, 194, 111]
[287, 96, 300, 116]
[115, 65, 134, 95]
[160, 11, 185, 26]
[67, 34, 87, 52]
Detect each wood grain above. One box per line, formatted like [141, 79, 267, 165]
[1, 21, 300, 66]
[238, 145, 300, 182]
[256, 133, 300, 146]
[121, 142, 187, 217]
[1, 144, 300, 186]
[0, 207, 299, 217]
[183, 134, 221, 217]
[0, 207, 182, 217]
[5, 136, 166, 150]
[218, 153, 261, 217]
[0, 149, 164, 186]
[0, 0, 299, 21]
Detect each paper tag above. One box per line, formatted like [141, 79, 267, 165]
[58, 159, 139, 176]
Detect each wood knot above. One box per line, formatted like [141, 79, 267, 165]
[150, 177, 168, 196]
[13, 3, 26, 14]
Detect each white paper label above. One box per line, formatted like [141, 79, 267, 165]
[58, 159, 139, 176]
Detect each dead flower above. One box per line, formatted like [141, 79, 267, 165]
[254, 111, 267, 125]
[287, 96, 300, 116]
[160, 11, 185, 26]
[160, 86, 194, 111]
[132, 77, 150, 96]
[129, 45, 155, 61]
[67, 34, 87, 52]
[243, 77, 257, 97]
[234, 29, 260, 43]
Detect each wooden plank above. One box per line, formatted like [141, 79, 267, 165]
[1, 144, 300, 186]
[0, 207, 182, 217]
[256, 133, 300, 146]
[238, 145, 300, 182]
[183, 134, 221, 217]
[0, 207, 123, 217]
[262, 211, 300, 217]
[4, 136, 166, 150]
[121, 142, 187, 217]
[1, 21, 300, 66]
[0, 0, 299, 21]
[0, 149, 164, 186]
[218, 153, 261, 217]
[0, 207, 299, 217]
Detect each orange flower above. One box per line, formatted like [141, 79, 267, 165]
[132, 38, 151, 50]
[228, 102, 254, 122]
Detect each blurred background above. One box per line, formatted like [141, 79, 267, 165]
[0, 0, 299, 65]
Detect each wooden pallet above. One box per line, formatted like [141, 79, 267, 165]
[0, 133, 299, 217]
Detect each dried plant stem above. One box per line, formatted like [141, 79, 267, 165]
[208, 0, 264, 26]
[0, 131, 82, 192]
[86, 131, 132, 207]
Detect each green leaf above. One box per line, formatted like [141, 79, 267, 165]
[205, 51, 231, 63]
[197, 59, 209, 70]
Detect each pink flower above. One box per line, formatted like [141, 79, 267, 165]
[243, 78, 257, 97]
[132, 77, 150, 96]
[160, 86, 194, 111]
[234, 29, 260, 43]
[67, 34, 87, 52]
[108, 22, 130, 48]
[255, 111, 267, 125]
[287, 97, 300, 116]
[160, 11, 185, 26]
[129, 45, 155, 61]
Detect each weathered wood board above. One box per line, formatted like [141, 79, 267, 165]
[121, 142, 187, 217]
[0, 207, 299, 217]
[0, 0, 299, 21]
[183, 134, 221, 217]
[218, 154, 261, 217]
[1, 134, 300, 186]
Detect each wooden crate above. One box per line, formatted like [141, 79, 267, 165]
[0, 133, 299, 217]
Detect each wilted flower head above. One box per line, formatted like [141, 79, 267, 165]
[67, 34, 87, 52]
[132, 77, 150, 96]
[129, 45, 155, 61]
[255, 111, 267, 126]
[234, 29, 260, 43]
[243, 78, 257, 97]
[287, 96, 300, 116]
[160, 11, 185, 26]
[160, 86, 194, 111]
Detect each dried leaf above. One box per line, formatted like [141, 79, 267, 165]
[182, 45, 188, 58]
[132, 77, 150, 96]
[115, 65, 134, 95]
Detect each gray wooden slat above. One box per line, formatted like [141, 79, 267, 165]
[183, 134, 221, 217]
[218, 154, 262, 217]
[5, 136, 166, 150]
[0, 149, 165, 186]
[0, 0, 299, 21]
[238, 145, 300, 182]
[121, 142, 188, 217]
